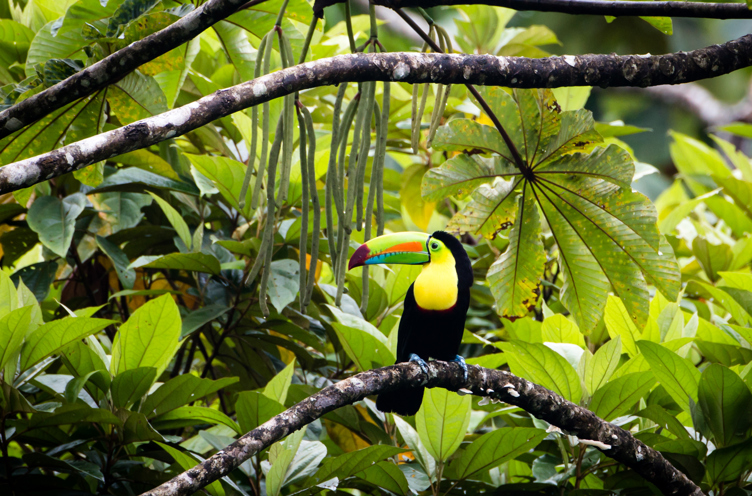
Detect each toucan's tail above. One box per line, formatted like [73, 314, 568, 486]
[376, 386, 425, 416]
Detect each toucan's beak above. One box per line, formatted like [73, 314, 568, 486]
[348, 232, 431, 270]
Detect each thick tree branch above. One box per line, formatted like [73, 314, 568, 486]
[315, 0, 752, 19]
[0, 0, 268, 141]
[139, 361, 702, 496]
[3, 37, 752, 193]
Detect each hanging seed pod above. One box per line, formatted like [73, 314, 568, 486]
[278, 31, 295, 204]
[326, 85, 348, 267]
[355, 72, 376, 231]
[251, 30, 276, 210]
[246, 118, 284, 286]
[376, 45, 390, 237]
[298, 17, 318, 65]
[239, 32, 270, 210]
[360, 99, 383, 315]
[334, 93, 360, 277]
[297, 105, 309, 311]
[300, 104, 319, 307]
[411, 26, 435, 154]
[427, 27, 451, 145]
[258, 126, 285, 317]
[336, 82, 373, 305]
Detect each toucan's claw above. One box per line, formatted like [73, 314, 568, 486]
[409, 353, 429, 375]
[453, 355, 468, 382]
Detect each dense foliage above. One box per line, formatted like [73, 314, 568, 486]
[1, 0, 752, 494]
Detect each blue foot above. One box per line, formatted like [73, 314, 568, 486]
[452, 355, 468, 382]
[409, 353, 429, 375]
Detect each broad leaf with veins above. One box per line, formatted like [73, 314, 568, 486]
[423, 87, 680, 331]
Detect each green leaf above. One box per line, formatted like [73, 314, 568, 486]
[110, 367, 157, 409]
[148, 192, 192, 250]
[585, 336, 621, 394]
[213, 21, 256, 81]
[696, 282, 752, 327]
[448, 177, 520, 239]
[328, 306, 394, 371]
[698, 364, 752, 447]
[450, 427, 546, 480]
[401, 164, 435, 231]
[0, 306, 34, 372]
[95, 167, 198, 195]
[313, 445, 406, 483]
[640, 16, 672, 34]
[181, 305, 230, 338]
[487, 185, 544, 317]
[266, 428, 306, 496]
[106, 0, 160, 37]
[187, 154, 253, 219]
[236, 391, 285, 433]
[706, 438, 752, 488]
[392, 415, 435, 477]
[422, 154, 497, 202]
[359, 461, 409, 495]
[26, 193, 86, 258]
[499, 341, 582, 402]
[267, 260, 300, 314]
[24, 403, 120, 430]
[263, 359, 296, 405]
[416, 387, 471, 462]
[152, 406, 241, 434]
[604, 296, 641, 357]
[25, 20, 87, 75]
[20, 317, 113, 373]
[638, 341, 700, 412]
[122, 411, 164, 444]
[589, 371, 655, 421]
[141, 375, 239, 418]
[692, 238, 732, 283]
[636, 405, 691, 441]
[96, 235, 136, 290]
[90, 191, 152, 232]
[541, 314, 585, 347]
[134, 252, 222, 275]
[0, 20, 35, 82]
[108, 71, 168, 124]
[157, 442, 225, 496]
[111, 294, 181, 376]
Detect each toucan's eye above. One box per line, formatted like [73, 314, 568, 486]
[431, 242, 439, 250]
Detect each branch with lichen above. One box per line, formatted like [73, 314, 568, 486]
[138, 361, 703, 496]
[3, 35, 752, 193]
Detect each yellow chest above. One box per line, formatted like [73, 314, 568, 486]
[413, 258, 458, 311]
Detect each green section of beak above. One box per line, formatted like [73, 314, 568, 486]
[348, 232, 430, 269]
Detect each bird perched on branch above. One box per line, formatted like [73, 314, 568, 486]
[348, 231, 473, 416]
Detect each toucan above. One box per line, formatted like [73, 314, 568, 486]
[348, 231, 473, 416]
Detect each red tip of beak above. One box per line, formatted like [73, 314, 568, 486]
[348, 244, 370, 270]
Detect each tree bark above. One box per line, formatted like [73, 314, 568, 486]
[138, 361, 703, 496]
[1, 0, 749, 141]
[0, 0, 267, 141]
[3, 36, 752, 193]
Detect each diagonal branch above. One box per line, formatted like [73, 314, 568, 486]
[3, 37, 752, 193]
[315, 0, 752, 19]
[0, 0, 269, 141]
[138, 361, 703, 496]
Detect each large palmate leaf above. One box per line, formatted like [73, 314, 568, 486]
[0, 91, 106, 165]
[425, 87, 680, 331]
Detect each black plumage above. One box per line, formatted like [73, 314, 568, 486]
[376, 231, 473, 416]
